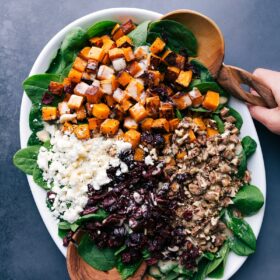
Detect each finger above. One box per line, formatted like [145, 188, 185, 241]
[248, 105, 280, 134]
[253, 68, 280, 105]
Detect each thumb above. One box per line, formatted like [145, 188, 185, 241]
[248, 105, 280, 134]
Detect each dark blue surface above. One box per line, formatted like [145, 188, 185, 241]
[1, 0, 280, 279]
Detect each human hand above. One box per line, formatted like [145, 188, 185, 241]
[248, 68, 280, 135]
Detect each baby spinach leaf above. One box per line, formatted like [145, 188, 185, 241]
[147, 20, 198, 56]
[229, 235, 255, 256]
[213, 115, 225, 133]
[242, 136, 257, 158]
[173, 265, 193, 276]
[58, 228, 69, 239]
[165, 271, 179, 280]
[86, 20, 117, 38]
[190, 60, 214, 82]
[47, 27, 88, 77]
[203, 252, 215, 261]
[142, 248, 151, 260]
[78, 233, 116, 271]
[33, 165, 49, 190]
[128, 20, 151, 47]
[23, 74, 61, 105]
[175, 108, 183, 120]
[29, 105, 44, 132]
[27, 132, 43, 146]
[228, 107, 243, 130]
[13, 146, 41, 175]
[76, 209, 108, 224]
[224, 210, 256, 250]
[237, 149, 247, 178]
[233, 185, 264, 216]
[116, 256, 142, 280]
[193, 258, 209, 280]
[58, 221, 71, 230]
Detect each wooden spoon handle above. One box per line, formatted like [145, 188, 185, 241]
[217, 64, 277, 108]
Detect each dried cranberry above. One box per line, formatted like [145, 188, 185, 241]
[42, 92, 54, 105]
[182, 210, 193, 221]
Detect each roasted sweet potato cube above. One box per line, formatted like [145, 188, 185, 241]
[169, 118, 180, 131]
[105, 95, 116, 108]
[134, 148, 145, 161]
[82, 72, 96, 82]
[97, 65, 114, 80]
[117, 71, 133, 87]
[176, 151, 187, 159]
[146, 96, 160, 118]
[79, 47, 91, 60]
[112, 105, 125, 121]
[89, 37, 103, 47]
[148, 70, 161, 86]
[92, 103, 110, 119]
[150, 37, 166, 54]
[120, 19, 136, 35]
[124, 117, 138, 130]
[159, 102, 174, 119]
[120, 99, 133, 112]
[162, 50, 185, 69]
[88, 118, 102, 131]
[112, 28, 125, 41]
[193, 117, 206, 130]
[102, 37, 115, 53]
[100, 119, 120, 136]
[162, 50, 173, 61]
[188, 129, 196, 142]
[74, 124, 90, 140]
[202, 91, 220, 111]
[85, 86, 103, 104]
[67, 94, 84, 110]
[76, 105, 87, 120]
[134, 46, 149, 60]
[73, 56, 87, 72]
[207, 127, 219, 138]
[61, 122, 75, 133]
[85, 103, 93, 117]
[141, 118, 154, 131]
[152, 118, 170, 132]
[171, 92, 192, 110]
[175, 54, 186, 69]
[189, 88, 203, 107]
[124, 129, 141, 148]
[86, 59, 99, 72]
[163, 133, 172, 145]
[113, 88, 126, 103]
[165, 66, 180, 82]
[108, 48, 124, 60]
[176, 70, 193, 88]
[42, 107, 57, 121]
[126, 79, 143, 101]
[128, 61, 142, 76]
[88, 47, 105, 62]
[68, 68, 82, 83]
[111, 24, 120, 35]
[101, 53, 111, 65]
[74, 82, 90, 96]
[116, 35, 133, 47]
[129, 103, 147, 122]
[48, 81, 64, 96]
[63, 93, 71, 102]
[58, 101, 70, 116]
[122, 47, 135, 62]
[148, 54, 161, 70]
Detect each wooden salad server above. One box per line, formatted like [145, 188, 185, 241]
[162, 9, 277, 108]
[67, 230, 147, 280]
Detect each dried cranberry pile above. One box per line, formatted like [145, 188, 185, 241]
[78, 147, 199, 269]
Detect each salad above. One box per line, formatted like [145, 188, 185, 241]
[14, 18, 264, 280]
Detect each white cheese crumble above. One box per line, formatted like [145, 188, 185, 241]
[37, 130, 131, 223]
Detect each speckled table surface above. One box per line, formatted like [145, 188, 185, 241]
[1, 0, 280, 279]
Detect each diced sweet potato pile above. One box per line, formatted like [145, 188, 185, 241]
[42, 19, 221, 147]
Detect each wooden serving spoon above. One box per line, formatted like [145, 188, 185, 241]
[67, 230, 147, 280]
[162, 9, 277, 108]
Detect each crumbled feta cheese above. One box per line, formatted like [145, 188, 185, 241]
[37, 130, 131, 223]
[144, 155, 154, 166]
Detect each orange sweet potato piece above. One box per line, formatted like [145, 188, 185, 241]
[202, 91, 220, 111]
[163, 133, 172, 145]
[146, 96, 160, 118]
[152, 118, 170, 132]
[48, 81, 64, 96]
[207, 127, 219, 137]
[116, 35, 133, 47]
[118, 71, 133, 87]
[89, 37, 103, 47]
[176, 70, 193, 88]
[88, 118, 102, 131]
[122, 47, 135, 62]
[188, 129, 196, 142]
[68, 68, 82, 83]
[150, 37, 166, 54]
[105, 95, 116, 108]
[42, 107, 57, 121]
[193, 117, 206, 130]
[128, 61, 142, 76]
[92, 103, 110, 119]
[100, 119, 120, 136]
[79, 47, 91, 60]
[159, 102, 174, 119]
[134, 148, 145, 161]
[74, 124, 90, 140]
[176, 151, 187, 159]
[169, 118, 180, 131]
[85, 86, 103, 104]
[124, 129, 141, 148]
[76, 105, 87, 120]
[141, 118, 154, 131]
[88, 47, 105, 62]
[73, 56, 87, 72]
[129, 103, 148, 122]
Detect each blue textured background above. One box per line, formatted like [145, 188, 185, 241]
[1, 0, 280, 279]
